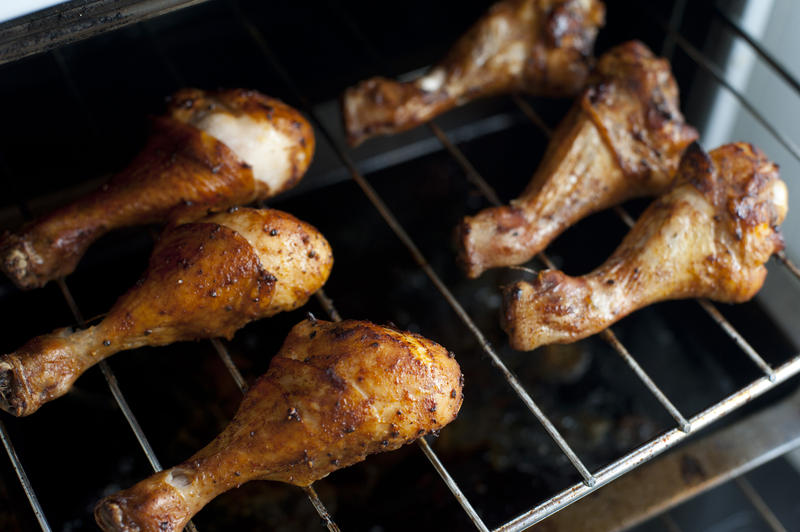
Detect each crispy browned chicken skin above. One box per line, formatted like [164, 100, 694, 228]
[342, 0, 605, 146]
[457, 41, 698, 278]
[502, 143, 788, 351]
[94, 318, 463, 532]
[0, 208, 332, 416]
[0, 88, 315, 290]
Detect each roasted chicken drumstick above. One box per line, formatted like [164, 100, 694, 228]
[342, 0, 605, 146]
[0, 207, 332, 416]
[457, 41, 698, 278]
[94, 318, 463, 532]
[0, 88, 315, 290]
[502, 143, 788, 351]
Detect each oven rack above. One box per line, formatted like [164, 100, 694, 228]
[1, 1, 799, 531]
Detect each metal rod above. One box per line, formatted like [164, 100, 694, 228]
[423, 120, 692, 439]
[601, 329, 691, 433]
[229, 0, 597, 488]
[0, 419, 51, 531]
[509, 98, 779, 382]
[776, 251, 800, 281]
[47, 34, 171, 476]
[659, 17, 800, 165]
[735, 476, 788, 532]
[659, 0, 689, 61]
[612, 205, 636, 228]
[56, 279, 164, 471]
[350, 135, 601, 485]
[510, 94, 554, 138]
[210, 339, 341, 531]
[712, 6, 800, 98]
[136, 15, 340, 529]
[54, 278, 200, 532]
[428, 122, 502, 206]
[418, 437, 490, 532]
[519, 255, 691, 434]
[697, 299, 776, 381]
[211, 340, 341, 532]
[56, 280, 200, 532]
[494, 353, 800, 531]
[433, 110, 693, 475]
[313, 266, 490, 531]
[302, 485, 341, 532]
[315, 289, 342, 322]
[227, 0, 495, 506]
[210, 339, 248, 394]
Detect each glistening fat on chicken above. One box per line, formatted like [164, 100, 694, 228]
[502, 142, 789, 351]
[94, 318, 464, 532]
[342, 0, 606, 146]
[0, 88, 315, 290]
[0, 207, 333, 416]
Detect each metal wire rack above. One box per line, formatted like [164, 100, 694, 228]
[1, 0, 800, 531]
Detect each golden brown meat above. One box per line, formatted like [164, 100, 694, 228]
[457, 41, 699, 278]
[0, 208, 332, 416]
[0, 88, 315, 290]
[342, 0, 605, 146]
[502, 142, 788, 351]
[94, 318, 463, 532]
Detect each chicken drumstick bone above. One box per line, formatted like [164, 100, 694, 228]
[0, 207, 332, 415]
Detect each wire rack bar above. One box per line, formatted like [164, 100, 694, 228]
[427, 122, 502, 206]
[659, 0, 689, 61]
[314, 289, 343, 322]
[495, 353, 800, 531]
[313, 281, 490, 531]
[0, 419, 51, 531]
[46, 38, 210, 532]
[326, 3, 691, 483]
[776, 251, 800, 282]
[735, 476, 788, 532]
[210, 338, 248, 393]
[712, 6, 800, 98]
[56, 280, 202, 532]
[510, 99, 780, 381]
[210, 335, 341, 532]
[697, 298, 776, 380]
[612, 205, 636, 228]
[301, 485, 341, 532]
[532, 234, 693, 433]
[600, 329, 691, 432]
[45, 42, 174, 476]
[656, 15, 800, 166]
[417, 437, 491, 532]
[58, 271, 165, 476]
[510, 94, 554, 137]
[0, 206, 54, 532]
[430, 116, 691, 435]
[229, 0, 597, 489]
[135, 17, 344, 528]
[211, 353, 340, 532]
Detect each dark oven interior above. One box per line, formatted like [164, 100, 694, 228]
[0, 0, 799, 531]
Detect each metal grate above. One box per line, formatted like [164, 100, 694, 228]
[0, 0, 799, 530]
